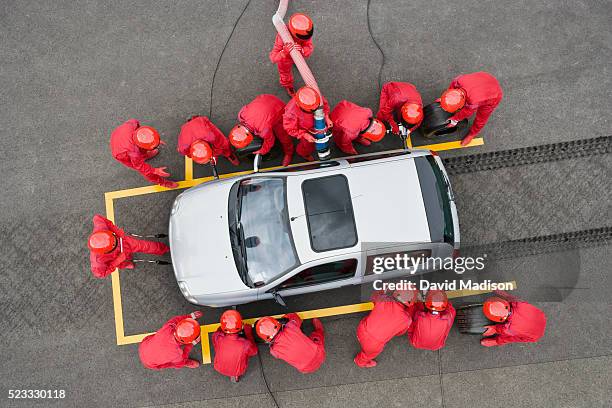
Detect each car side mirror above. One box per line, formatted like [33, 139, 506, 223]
[272, 291, 287, 307]
[253, 153, 262, 173]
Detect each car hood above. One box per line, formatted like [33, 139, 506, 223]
[169, 180, 249, 295]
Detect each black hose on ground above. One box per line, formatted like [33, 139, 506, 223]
[257, 350, 280, 408]
[209, 0, 253, 118]
[367, 0, 385, 93]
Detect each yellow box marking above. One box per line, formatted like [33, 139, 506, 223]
[105, 140, 493, 361]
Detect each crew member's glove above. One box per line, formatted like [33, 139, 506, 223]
[482, 325, 497, 337]
[299, 131, 316, 143]
[480, 337, 498, 347]
[190, 311, 203, 320]
[446, 120, 458, 128]
[389, 120, 399, 135]
[153, 166, 170, 177]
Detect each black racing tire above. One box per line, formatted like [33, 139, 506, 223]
[421, 102, 470, 139]
[456, 304, 494, 334]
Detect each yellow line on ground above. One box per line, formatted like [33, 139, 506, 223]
[415, 137, 484, 152]
[120, 333, 153, 345]
[105, 164, 301, 200]
[200, 328, 212, 364]
[111, 271, 125, 344]
[104, 193, 127, 345]
[405, 133, 413, 149]
[104, 195, 115, 223]
[184, 157, 193, 181]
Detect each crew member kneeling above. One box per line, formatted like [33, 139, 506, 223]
[283, 86, 332, 162]
[139, 312, 203, 370]
[229, 94, 294, 167]
[88, 214, 169, 279]
[354, 290, 418, 368]
[212, 310, 259, 382]
[110, 120, 178, 188]
[376, 81, 424, 136]
[440, 71, 503, 146]
[255, 313, 325, 373]
[409, 290, 455, 351]
[178, 115, 239, 166]
[331, 100, 387, 155]
[480, 291, 546, 347]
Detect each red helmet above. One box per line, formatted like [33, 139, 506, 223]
[393, 289, 420, 306]
[229, 125, 253, 149]
[440, 88, 466, 113]
[88, 230, 117, 254]
[425, 290, 448, 312]
[483, 296, 511, 323]
[220, 310, 243, 334]
[189, 140, 212, 164]
[134, 126, 160, 150]
[361, 118, 386, 142]
[288, 13, 313, 40]
[255, 316, 281, 342]
[174, 318, 201, 345]
[295, 86, 321, 113]
[400, 102, 423, 125]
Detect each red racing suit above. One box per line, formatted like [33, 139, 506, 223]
[110, 119, 174, 187]
[447, 72, 503, 138]
[88, 215, 169, 279]
[212, 324, 259, 379]
[282, 97, 330, 159]
[139, 314, 197, 370]
[408, 302, 456, 351]
[269, 34, 314, 89]
[238, 94, 292, 156]
[482, 291, 547, 346]
[354, 292, 414, 367]
[376, 82, 423, 134]
[330, 100, 373, 155]
[269, 313, 325, 373]
[177, 116, 232, 159]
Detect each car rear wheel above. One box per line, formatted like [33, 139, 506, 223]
[421, 102, 470, 139]
[456, 304, 494, 334]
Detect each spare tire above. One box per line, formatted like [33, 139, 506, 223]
[456, 304, 495, 334]
[421, 102, 470, 139]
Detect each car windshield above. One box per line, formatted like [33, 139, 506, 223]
[230, 177, 299, 286]
[302, 175, 358, 252]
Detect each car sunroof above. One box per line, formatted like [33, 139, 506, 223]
[301, 175, 358, 252]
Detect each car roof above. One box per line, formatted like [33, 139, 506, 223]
[283, 150, 432, 265]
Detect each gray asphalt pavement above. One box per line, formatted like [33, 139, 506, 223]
[1, 0, 610, 407]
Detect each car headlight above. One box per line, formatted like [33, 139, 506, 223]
[177, 281, 197, 303]
[171, 194, 183, 215]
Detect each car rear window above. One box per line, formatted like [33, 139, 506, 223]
[414, 156, 454, 243]
[302, 175, 358, 252]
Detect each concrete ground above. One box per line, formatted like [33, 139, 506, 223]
[1, 0, 610, 407]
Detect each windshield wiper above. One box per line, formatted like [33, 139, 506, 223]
[236, 222, 248, 265]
